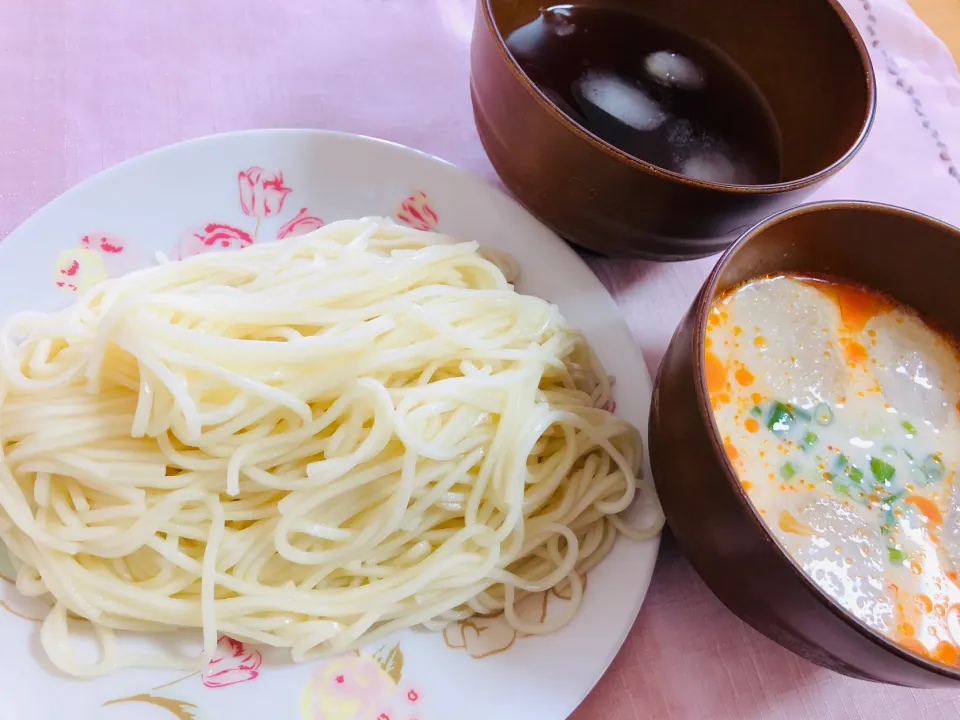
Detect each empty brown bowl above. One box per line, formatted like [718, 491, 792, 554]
[470, 0, 876, 260]
[649, 201, 960, 686]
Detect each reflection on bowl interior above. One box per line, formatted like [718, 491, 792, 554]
[707, 273, 960, 668]
[504, 3, 782, 184]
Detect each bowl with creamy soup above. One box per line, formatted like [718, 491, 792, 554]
[650, 201, 960, 686]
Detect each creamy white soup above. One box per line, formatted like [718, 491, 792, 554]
[708, 274, 960, 666]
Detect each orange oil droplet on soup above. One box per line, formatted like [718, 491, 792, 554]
[840, 338, 869, 365]
[936, 641, 959, 665]
[723, 441, 739, 462]
[905, 495, 943, 528]
[704, 351, 726, 394]
[744, 417, 760, 433]
[735, 367, 755, 386]
[804, 278, 895, 333]
[778, 510, 814, 537]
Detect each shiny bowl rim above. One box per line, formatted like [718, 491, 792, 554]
[693, 200, 960, 680]
[478, 0, 878, 194]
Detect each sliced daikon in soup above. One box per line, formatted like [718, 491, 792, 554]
[942, 477, 960, 577]
[866, 311, 960, 428]
[719, 277, 846, 408]
[779, 497, 894, 634]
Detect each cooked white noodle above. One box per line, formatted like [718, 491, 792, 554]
[0, 217, 662, 677]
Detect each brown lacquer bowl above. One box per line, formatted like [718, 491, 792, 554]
[649, 201, 960, 686]
[470, 0, 876, 260]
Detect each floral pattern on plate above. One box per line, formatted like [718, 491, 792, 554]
[53, 233, 140, 292]
[301, 643, 423, 720]
[394, 191, 438, 231]
[442, 575, 588, 659]
[169, 167, 330, 259]
[202, 636, 263, 688]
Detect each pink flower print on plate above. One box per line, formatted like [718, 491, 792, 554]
[202, 636, 262, 688]
[300, 643, 414, 720]
[301, 657, 390, 719]
[239, 166, 292, 217]
[54, 249, 105, 292]
[81, 233, 125, 255]
[394, 191, 439, 231]
[54, 233, 140, 292]
[278, 208, 325, 239]
[172, 222, 255, 259]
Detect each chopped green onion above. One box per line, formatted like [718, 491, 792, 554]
[834, 452, 865, 483]
[750, 405, 763, 417]
[901, 420, 917, 436]
[887, 547, 907, 562]
[921, 453, 945, 482]
[882, 491, 905, 507]
[780, 463, 796, 480]
[766, 402, 795, 435]
[814, 403, 834, 426]
[834, 483, 850, 495]
[870, 457, 896, 484]
[802, 431, 819, 449]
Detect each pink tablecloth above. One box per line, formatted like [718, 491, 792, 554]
[1, 1, 960, 718]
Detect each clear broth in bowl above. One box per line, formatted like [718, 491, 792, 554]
[505, 4, 783, 185]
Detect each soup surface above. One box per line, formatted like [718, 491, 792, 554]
[708, 274, 960, 666]
[504, 4, 782, 184]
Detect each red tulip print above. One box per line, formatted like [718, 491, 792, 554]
[277, 208, 324, 240]
[201, 636, 262, 688]
[395, 191, 439, 231]
[239, 167, 292, 217]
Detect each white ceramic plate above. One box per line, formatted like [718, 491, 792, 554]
[0, 130, 660, 720]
